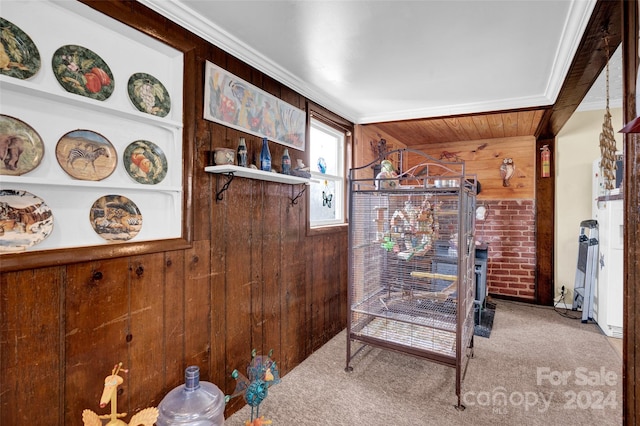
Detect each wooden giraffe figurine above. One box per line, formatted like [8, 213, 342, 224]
[82, 362, 158, 426]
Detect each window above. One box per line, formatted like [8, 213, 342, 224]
[309, 118, 346, 227]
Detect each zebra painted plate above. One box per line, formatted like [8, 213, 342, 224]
[52, 45, 114, 101]
[0, 17, 41, 80]
[127, 72, 171, 117]
[0, 114, 45, 176]
[0, 189, 53, 253]
[89, 194, 142, 242]
[123, 140, 167, 185]
[55, 129, 117, 181]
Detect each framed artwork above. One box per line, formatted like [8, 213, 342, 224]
[204, 61, 306, 151]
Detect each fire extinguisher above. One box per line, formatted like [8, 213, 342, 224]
[540, 144, 551, 178]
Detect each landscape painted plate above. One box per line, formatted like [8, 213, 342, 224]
[56, 129, 117, 181]
[52, 44, 114, 100]
[90, 194, 142, 242]
[123, 140, 167, 184]
[0, 17, 41, 79]
[127, 72, 171, 117]
[0, 114, 44, 176]
[0, 189, 53, 253]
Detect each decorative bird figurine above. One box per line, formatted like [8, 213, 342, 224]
[499, 158, 515, 187]
[227, 349, 280, 423]
[376, 159, 398, 189]
[82, 362, 158, 426]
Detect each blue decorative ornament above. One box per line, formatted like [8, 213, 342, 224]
[226, 349, 280, 423]
[317, 157, 327, 174]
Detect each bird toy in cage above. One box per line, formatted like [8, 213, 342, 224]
[82, 362, 158, 426]
[227, 349, 281, 425]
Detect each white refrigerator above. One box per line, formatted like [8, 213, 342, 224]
[592, 158, 624, 338]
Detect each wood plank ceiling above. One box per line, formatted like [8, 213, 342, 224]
[367, 109, 547, 146]
[363, 0, 622, 147]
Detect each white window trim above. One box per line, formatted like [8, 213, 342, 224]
[310, 118, 345, 228]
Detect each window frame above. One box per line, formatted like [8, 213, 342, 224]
[305, 105, 352, 236]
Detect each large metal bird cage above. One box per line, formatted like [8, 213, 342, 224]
[346, 148, 477, 409]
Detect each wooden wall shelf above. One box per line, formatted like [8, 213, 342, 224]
[205, 165, 310, 184]
[205, 165, 309, 202]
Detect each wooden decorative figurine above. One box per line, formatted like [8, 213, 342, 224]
[82, 362, 158, 426]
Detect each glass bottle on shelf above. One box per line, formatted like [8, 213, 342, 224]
[260, 137, 271, 171]
[156, 365, 225, 426]
[282, 148, 291, 175]
[237, 137, 247, 167]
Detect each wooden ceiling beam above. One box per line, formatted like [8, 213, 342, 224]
[537, 0, 623, 138]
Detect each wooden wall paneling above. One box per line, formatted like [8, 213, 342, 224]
[208, 185, 227, 394]
[162, 250, 187, 393]
[0, 267, 63, 424]
[127, 253, 166, 406]
[327, 234, 343, 338]
[306, 234, 321, 353]
[193, 63, 215, 243]
[534, 137, 555, 305]
[262, 183, 285, 358]
[622, 0, 639, 423]
[280, 195, 307, 372]
[183, 240, 211, 376]
[222, 177, 258, 415]
[411, 136, 536, 200]
[303, 231, 315, 357]
[64, 258, 130, 424]
[339, 231, 349, 327]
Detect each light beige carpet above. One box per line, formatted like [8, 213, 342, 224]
[226, 300, 622, 425]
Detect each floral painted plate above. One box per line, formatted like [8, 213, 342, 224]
[0, 114, 44, 176]
[0, 189, 53, 252]
[127, 72, 171, 117]
[90, 194, 142, 242]
[52, 44, 114, 100]
[55, 129, 117, 181]
[123, 140, 167, 185]
[0, 17, 41, 79]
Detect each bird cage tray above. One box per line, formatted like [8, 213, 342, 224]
[351, 289, 457, 333]
[354, 316, 456, 357]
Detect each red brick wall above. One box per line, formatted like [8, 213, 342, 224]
[475, 199, 536, 300]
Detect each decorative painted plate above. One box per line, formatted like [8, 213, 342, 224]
[0, 114, 44, 176]
[55, 129, 117, 181]
[90, 194, 142, 242]
[127, 72, 171, 117]
[0, 17, 41, 79]
[51, 44, 114, 100]
[0, 189, 53, 252]
[123, 140, 167, 184]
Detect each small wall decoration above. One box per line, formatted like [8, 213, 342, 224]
[0, 189, 53, 252]
[204, 61, 305, 151]
[499, 157, 515, 187]
[90, 195, 143, 241]
[52, 44, 114, 100]
[0, 114, 45, 176]
[56, 129, 117, 181]
[127, 72, 171, 117]
[123, 139, 167, 184]
[0, 17, 41, 80]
